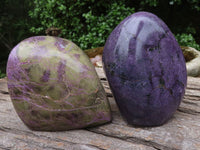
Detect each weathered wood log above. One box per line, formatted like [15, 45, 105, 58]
[0, 68, 200, 150]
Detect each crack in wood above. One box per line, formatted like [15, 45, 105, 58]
[184, 94, 200, 98]
[15, 137, 63, 150]
[177, 107, 200, 115]
[87, 129, 160, 150]
[100, 78, 107, 81]
[0, 145, 12, 150]
[106, 93, 113, 97]
[78, 144, 105, 150]
[53, 138, 105, 150]
[0, 126, 72, 144]
[125, 137, 178, 150]
[0, 90, 9, 95]
[181, 100, 198, 106]
[0, 99, 7, 102]
[184, 95, 200, 101]
[186, 87, 200, 91]
[0, 126, 106, 150]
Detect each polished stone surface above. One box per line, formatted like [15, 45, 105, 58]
[103, 12, 187, 126]
[7, 36, 111, 131]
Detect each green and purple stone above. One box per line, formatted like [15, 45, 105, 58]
[7, 36, 111, 131]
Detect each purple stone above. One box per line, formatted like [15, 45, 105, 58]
[7, 36, 111, 131]
[103, 12, 187, 126]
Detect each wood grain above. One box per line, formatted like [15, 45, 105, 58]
[0, 68, 200, 150]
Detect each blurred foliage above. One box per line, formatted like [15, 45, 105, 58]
[0, 0, 200, 65]
[136, 0, 200, 37]
[0, 0, 33, 60]
[0, 70, 6, 78]
[137, 0, 200, 10]
[79, 2, 134, 49]
[29, 0, 134, 49]
[175, 33, 200, 50]
[29, 0, 112, 40]
[28, 0, 200, 50]
[137, 0, 200, 50]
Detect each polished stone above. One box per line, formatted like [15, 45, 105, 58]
[7, 36, 111, 131]
[103, 12, 187, 126]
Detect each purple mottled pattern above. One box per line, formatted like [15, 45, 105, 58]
[7, 36, 111, 131]
[103, 12, 187, 126]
